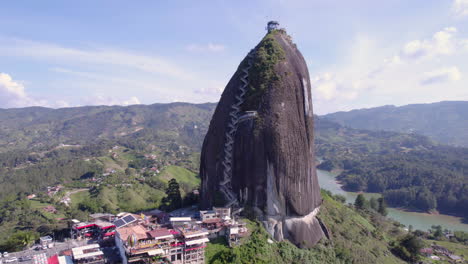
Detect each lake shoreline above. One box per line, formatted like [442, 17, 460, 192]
[320, 169, 457, 216]
[317, 168, 468, 232]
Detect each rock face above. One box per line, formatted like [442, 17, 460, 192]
[200, 28, 325, 247]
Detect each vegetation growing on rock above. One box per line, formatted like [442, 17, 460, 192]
[243, 31, 286, 111]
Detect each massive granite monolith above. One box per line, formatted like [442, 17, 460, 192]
[200, 25, 325, 247]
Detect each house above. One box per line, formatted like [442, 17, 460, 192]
[71, 219, 116, 240]
[115, 222, 208, 264]
[432, 245, 451, 255]
[40, 236, 53, 249]
[72, 244, 104, 264]
[448, 254, 463, 262]
[43, 205, 57, 214]
[420, 247, 433, 256]
[199, 210, 216, 222]
[170, 217, 193, 227]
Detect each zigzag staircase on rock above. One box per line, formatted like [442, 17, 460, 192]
[219, 51, 254, 208]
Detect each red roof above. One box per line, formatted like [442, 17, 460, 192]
[103, 232, 115, 237]
[76, 223, 97, 229]
[48, 255, 59, 264]
[147, 228, 172, 239]
[203, 218, 222, 224]
[100, 225, 115, 230]
[169, 229, 180, 235]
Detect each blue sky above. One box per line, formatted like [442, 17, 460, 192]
[1, 0, 467, 114]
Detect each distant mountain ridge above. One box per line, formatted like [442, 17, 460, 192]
[322, 101, 468, 147]
[0, 102, 217, 153]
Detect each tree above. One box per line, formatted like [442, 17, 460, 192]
[334, 194, 346, 204]
[162, 178, 182, 211]
[354, 194, 366, 210]
[377, 198, 388, 216]
[78, 197, 100, 213]
[431, 225, 443, 239]
[392, 234, 424, 262]
[2, 231, 39, 251]
[369, 197, 379, 211]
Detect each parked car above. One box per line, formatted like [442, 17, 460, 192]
[19, 256, 32, 262]
[4, 257, 17, 263]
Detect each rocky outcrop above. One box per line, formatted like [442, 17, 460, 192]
[200, 28, 325, 247]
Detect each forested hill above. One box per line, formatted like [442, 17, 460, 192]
[322, 101, 468, 147]
[0, 103, 215, 201]
[315, 117, 468, 218]
[0, 102, 216, 153]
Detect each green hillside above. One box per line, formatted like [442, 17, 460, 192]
[315, 117, 468, 218]
[205, 191, 408, 264]
[323, 101, 468, 147]
[0, 102, 216, 153]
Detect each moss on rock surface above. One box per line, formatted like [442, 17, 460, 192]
[243, 31, 286, 111]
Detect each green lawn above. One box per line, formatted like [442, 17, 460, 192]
[70, 190, 90, 206]
[29, 199, 51, 209]
[29, 199, 65, 220]
[159, 165, 200, 189]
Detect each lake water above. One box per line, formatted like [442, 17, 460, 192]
[317, 169, 468, 232]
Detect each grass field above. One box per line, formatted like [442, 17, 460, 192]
[29, 199, 66, 219]
[159, 165, 200, 190]
[70, 190, 90, 206]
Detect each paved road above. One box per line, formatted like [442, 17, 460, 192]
[3, 239, 90, 264]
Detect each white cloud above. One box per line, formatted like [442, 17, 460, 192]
[312, 73, 338, 100]
[420, 66, 462, 85]
[400, 27, 458, 60]
[310, 27, 468, 114]
[0, 72, 144, 108]
[122, 96, 141, 106]
[453, 0, 468, 17]
[194, 86, 223, 95]
[0, 38, 194, 80]
[186, 43, 226, 52]
[0, 73, 42, 108]
[81, 95, 142, 106]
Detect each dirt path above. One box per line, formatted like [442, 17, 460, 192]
[61, 188, 89, 206]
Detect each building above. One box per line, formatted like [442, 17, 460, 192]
[169, 217, 193, 227]
[420, 247, 433, 257]
[213, 207, 231, 220]
[448, 254, 463, 262]
[226, 221, 247, 246]
[71, 219, 116, 240]
[72, 244, 104, 264]
[199, 210, 216, 222]
[43, 205, 57, 214]
[39, 236, 53, 249]
[267, 21, 280, 32]
[178, 226, 208, 264]
[115, 221, 209, 264]
[110, 205, 247, 263]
